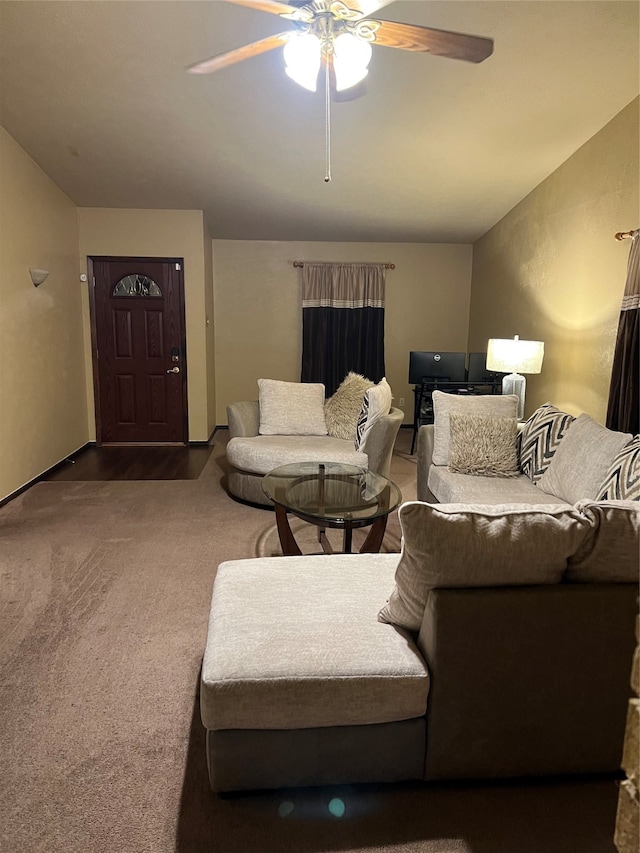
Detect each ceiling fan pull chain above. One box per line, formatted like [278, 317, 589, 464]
[324, 57, 331, 183]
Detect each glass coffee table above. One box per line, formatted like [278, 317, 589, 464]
[262, 461, 402, 556]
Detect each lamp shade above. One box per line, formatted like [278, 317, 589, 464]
[486, 336, 544, 375]
[284, 32, 322, 91]
[332, 32, 371, 91]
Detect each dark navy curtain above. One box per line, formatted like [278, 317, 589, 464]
[606, 231, 639, 434]
[300, 262, 386, 397]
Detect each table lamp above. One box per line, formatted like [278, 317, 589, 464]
[486, 335, 544, 419]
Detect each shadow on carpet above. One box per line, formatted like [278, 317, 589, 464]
[175, 683, 619, 853]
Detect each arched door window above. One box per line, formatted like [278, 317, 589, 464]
[112, 274, 162, 297]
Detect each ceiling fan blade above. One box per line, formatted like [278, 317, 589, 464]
[372, 19, 494, 63]
[186, 32, 290, 74]
[222, 0, 314, 22]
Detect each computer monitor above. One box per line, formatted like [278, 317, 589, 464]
[408, 351, 466, 385]
[467, 352, 506, 383]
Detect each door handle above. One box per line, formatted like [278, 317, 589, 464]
[166, 366, 180, 374]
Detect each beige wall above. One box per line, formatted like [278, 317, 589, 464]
[0, 127, 88, 499]
[77, 208, 212, 441]
[4, 90, 633, 500]
[469, 97, 639, 422]
[212, 240, 473, 424]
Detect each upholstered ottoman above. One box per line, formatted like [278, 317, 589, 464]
[200, 553, 430, 792]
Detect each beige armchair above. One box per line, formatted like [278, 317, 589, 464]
[225, 401, 403, 506]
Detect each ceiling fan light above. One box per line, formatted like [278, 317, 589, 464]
[333, 32, 372, 91]
[283, 32, 321, 91]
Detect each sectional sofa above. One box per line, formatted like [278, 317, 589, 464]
[199, 394, 639, 793]
[200, 498, 638, 792]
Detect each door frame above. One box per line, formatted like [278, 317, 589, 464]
[87, 255, 189, 446]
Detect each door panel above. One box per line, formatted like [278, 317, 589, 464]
[116, 374, 136, 424]
[148, 375, 167, 423]
[91, 257, 187, 444]
[145, 310, 164, 358]
[113, 310, 133, 358]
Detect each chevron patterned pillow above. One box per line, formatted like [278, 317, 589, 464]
[518, 402, 575, 483]
[596, 435, 640, 500]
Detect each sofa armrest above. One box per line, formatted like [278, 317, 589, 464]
[416, 424, 437, 502]
[416, 583, 638, 780]
[227, 401, 260, 439]
[360, 407, 403, 479]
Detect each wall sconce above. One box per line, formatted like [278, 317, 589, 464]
[29, 268, 50, 287]
[486, 334, 545, 419]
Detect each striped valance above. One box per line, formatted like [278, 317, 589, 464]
[302, 262, 386, 309]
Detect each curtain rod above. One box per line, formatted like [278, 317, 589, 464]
[293, 261, 395, 269]
[615, 230, 637, 240]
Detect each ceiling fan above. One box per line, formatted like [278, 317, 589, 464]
[186, 0, 494, 93]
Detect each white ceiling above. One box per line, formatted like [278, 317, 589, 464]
[0, 1, 638, 243]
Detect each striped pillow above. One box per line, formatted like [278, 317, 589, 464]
[518, 403, 575, 483]
[355, 378, 392, 450]
[596, 435, 640, 501]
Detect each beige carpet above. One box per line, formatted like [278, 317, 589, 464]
[0, 429, 620, 852]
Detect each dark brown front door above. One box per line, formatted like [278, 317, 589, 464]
[90, 256, 187, 444]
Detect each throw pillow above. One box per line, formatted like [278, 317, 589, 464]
[517, 402, 576, 483]
[258, 379, 327, 436]
[567, 499, 640, 582]
[355, 377, 392, 450]
[378, 501, 591, 632]
[448, 413, 519, 477]
[324, 372, 375, 441]
[536, 413, 632, 504]
[431, 391, 519, 466]
[596, 434, 640, 501]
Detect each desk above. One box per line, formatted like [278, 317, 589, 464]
[410, 379, 501, 454]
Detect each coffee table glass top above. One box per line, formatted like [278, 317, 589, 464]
[262, 462, 402, 524]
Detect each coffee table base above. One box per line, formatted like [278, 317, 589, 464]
[274, 504, 389, 556]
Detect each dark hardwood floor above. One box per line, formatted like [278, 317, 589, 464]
[44, 444, 213, 482]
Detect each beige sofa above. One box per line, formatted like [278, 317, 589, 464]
[200, 499, 639, 793]
[225, 401, 403, 506]
[417, 398, 635, 506]
[418, 423, 564, 503]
